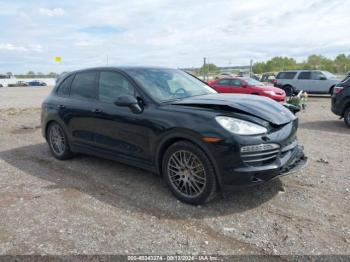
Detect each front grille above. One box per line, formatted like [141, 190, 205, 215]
[241, 143, 280, 167]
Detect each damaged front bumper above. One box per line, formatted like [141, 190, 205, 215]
[221, 142, 308, 189]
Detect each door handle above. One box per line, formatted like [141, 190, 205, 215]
[92, 108, 103, 113]
[57, 105, 65, 109]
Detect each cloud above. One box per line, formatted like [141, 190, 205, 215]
[39, 8, 65, 17]
[0, 43, 43, 52]
[79, 26, 126, 35]
[1, 0, 350, 73]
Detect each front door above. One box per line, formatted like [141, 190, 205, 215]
[229, 79, 250, 94]
[91, 70, 153, 163]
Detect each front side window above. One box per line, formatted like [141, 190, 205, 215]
[298, 71, 311, 80]
[57, 75, 74, 96]
[125, 68, 216, 102]
[312, 71, 325, 80]
[230, 79, 242, 86]
[98, 71, 134, 103]
[70, 71, 97, 99]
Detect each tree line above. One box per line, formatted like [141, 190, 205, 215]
[252, 54, 350, 74]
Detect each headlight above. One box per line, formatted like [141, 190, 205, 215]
[263, 90, 275, 95]
[215, 116, 267, 135]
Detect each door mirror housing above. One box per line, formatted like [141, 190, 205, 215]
[114, 95, 143, 114]
[319, 76, 327, 80]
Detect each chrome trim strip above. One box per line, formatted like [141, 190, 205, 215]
[241, 149, 280, 157]
[241, 143, 280, 153]
[243, 154, 277, 163]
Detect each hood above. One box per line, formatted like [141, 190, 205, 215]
[170, 94, 296, 125]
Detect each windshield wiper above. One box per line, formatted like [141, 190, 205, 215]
[161, 98, 183, 103]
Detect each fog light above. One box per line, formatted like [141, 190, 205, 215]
[241, 143, 280, 153]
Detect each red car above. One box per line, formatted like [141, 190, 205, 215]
[208, 77, 286, 102]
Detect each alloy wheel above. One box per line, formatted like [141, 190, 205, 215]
[49, 124, 66, 156]
[167, 150, 207, 198]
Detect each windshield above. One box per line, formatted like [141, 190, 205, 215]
[243, 78, 264, 86]
[125, 68, 216, 102]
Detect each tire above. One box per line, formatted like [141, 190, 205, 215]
[47, 122, 74, 160]
[344, 107, 350, 128]
[162, 141, 217, 205]
[282, 85, 294, 96]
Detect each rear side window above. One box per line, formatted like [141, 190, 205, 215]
[57, 75, 73, 96]
[70, 71, 97, 99]
[276, 72, 297, 79]
[218, 79, 230, 85]
[298, 72, 311, 80]
[98, 71, 134, 103]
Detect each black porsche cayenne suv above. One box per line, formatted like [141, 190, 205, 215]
[41, 67, 307, 204]
[331, 73, 350, 127]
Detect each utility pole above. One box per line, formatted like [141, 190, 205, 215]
[249, 59, 253, 77]
[207, 58, 210, 80]
[106, 55, 109, 66]
[203, 57, 206, 81]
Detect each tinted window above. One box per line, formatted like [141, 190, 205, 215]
[339, 75, 350, 86]
[230, 79, 241, 86]
[218, 79, 231, 85]
[98, 71, 134, 103]
[298, 72, 311, 80]
[276, 72, 297, 79]
[312, 71, 325, 80]
[70, 71, 97, 99]
[57, 75, 73, 96]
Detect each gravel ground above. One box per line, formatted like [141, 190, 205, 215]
[0, 87, 349, 255]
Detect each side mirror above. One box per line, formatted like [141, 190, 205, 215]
[320, 76, 327, 80]
[114, 95, 143, 114]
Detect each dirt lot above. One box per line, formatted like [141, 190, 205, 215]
[0, 87, 349, 255]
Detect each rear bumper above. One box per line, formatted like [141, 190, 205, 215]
[331, 95, 344, 117]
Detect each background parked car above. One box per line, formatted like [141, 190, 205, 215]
[27, 80, 47, 86]
[260, 72, 276, 85]
[7, 81, 29, 87]
[331, 74, 350, 127]
[275, 70, 340, 96]
[208, 77, 286, 102]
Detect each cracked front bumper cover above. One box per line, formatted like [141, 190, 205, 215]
[222, 144, 308, 188]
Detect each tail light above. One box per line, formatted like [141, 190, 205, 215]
[334, 86, 344, 94]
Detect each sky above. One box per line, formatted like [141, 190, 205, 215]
[0, 0, 350, 74]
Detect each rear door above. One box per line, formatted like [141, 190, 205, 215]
[212, 78, 232, 93]
[64, 70, 99, 147]
[296, 71, 312, 92]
